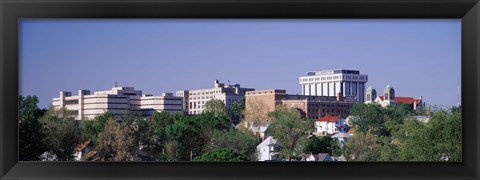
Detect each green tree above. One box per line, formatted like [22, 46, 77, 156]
[81, 112, 114, 144]
[40, 107, 84, 161]
[267, 105, 309, 161]
[204, 99, 226, 115]
[164, 111, 232, 161]
[151, 111, 175, 127]
[428, 107, 461, 161]
[348, 103, 385, 134]
[193, 148, 247, 161]
[342, 131, 381, 161]
[393, 107, 461, 161]
[165, 116, 204, 161]
[210, 129, 259, 160]
[303, 136, 338, 155]
[19, 95, 47, 161]
[228, 97, 245, 125]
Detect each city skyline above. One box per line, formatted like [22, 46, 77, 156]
[20, 19, 461, 108]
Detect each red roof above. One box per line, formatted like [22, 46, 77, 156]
[318, 115, 340, 122]
[378, 96, 420, 104]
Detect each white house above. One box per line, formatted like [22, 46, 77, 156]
[256, 136, 279, 161]
[314, 115, 348, 135]
[332, 132, 352, 144]
[249, 124, 270, 140]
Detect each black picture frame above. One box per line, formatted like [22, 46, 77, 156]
[1, 0, 479, 179]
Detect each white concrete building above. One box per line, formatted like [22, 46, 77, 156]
[299, 69, 368, 102]
[256, 136, 279, 161]
[52, 86, 183, 120]
[176, 80, 254, 115]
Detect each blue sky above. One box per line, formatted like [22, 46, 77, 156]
[20, 19, 461, 109]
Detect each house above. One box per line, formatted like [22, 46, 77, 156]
[332, 155, 347, 161]
[332, 132, 352, 144]
[73, 140, 93, 161]
[314, 115, 348, 135]
[412, 116, 431, 123]
[256, 136, 279, 161]
[303, 153, 333, 161]
[249, 123, 270, 140]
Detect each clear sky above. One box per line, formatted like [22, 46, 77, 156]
[20, 19, 461, 109]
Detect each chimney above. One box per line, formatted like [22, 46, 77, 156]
[413, 99, 417, 110]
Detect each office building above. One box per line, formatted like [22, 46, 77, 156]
[176, 80, 255, 115]
[52, 86, 183, 120]
[245, 89, 356, 121]
[299, 69, 368, 102]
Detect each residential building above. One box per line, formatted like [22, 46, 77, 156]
[365, 85, 425, 110]
[256, 136, 280, 161]
[314, 115, 348, 135]
[245, 89, 356, 121]
[73, 140, 93, 161]
[52, 86, 183, 120]
[248, 123, 270, 140]
[302, 153, 334, 161]
[176, 80, 254, 115]
[299, 69, 368, 102]
[332, 132, 352, 144]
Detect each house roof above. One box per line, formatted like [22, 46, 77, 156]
[73, 140, 91, 152]
[250, 124, 269, 133]
[317, 115, 340, 122]
[378, 96, 420, 104]
[332, 132, 352, 138]
[310, 153, 331, 161]
[257, 136, 278, 149]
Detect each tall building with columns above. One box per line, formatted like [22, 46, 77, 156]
[299, 69, 368, 102]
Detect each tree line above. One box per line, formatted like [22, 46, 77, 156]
[344, 103, 461, 161]
[19, 95, 461, 161]
[19, 95, 259, 161]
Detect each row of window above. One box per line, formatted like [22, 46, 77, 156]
[190, 96, 215, 100]
[309, 104, 351, 108]
[189, 90, 222, 96]
[308, 109, 348, 114]
[301, 75, 368, 83]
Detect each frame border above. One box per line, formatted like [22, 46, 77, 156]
[1, 0, 479, 179]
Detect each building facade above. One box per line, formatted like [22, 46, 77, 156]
[299, 69, 368, 102]
[245, 89, 356, 121]
[365, 85, 425, 110]
[176, 80, 254, 115]
[52, 86, 183, 120]
[314, 115, 348, 135]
